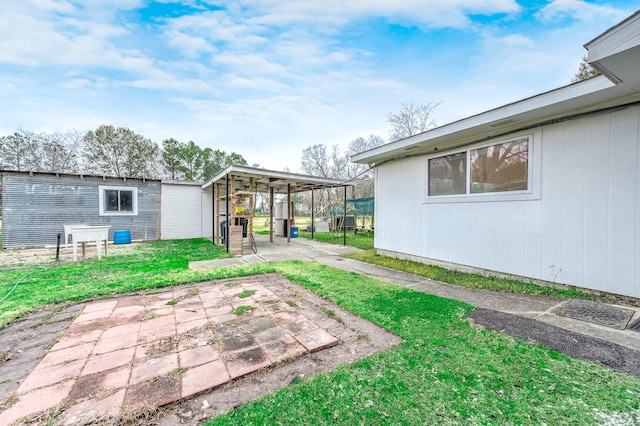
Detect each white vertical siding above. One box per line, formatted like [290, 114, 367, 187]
[583, 118, 610, 292]
[375, 157, 424, 257]
[160, 184, 204, 240]
[607, 109, 638, 297]
[375, 104, 640, 298]
[201, 191, 213, 238]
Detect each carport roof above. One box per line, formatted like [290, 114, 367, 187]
[201, 165, 352, 194]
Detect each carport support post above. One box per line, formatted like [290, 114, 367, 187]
[311, 189, 315, 240]
[343, 185, 347, 246]
[225, 173, 230, 253]
[211, 182, 216, 244]
[287, 183, 291, 244]
[269, 187, 274, 242]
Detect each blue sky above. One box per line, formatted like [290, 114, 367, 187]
[1, 0, 638, 171]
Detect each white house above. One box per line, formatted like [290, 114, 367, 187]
[352, 11, 640, 299]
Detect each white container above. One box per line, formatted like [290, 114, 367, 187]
[274, 201, 289, 220]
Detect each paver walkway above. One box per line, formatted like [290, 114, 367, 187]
[0, 279, 337, 425]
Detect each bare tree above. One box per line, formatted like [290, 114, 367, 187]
[83, 125, 161, 178]
[301, 144, 332, 178]
[387, 101, 441, 141]
[43, 131, 82, 173]
[346, 134, 385, 198]
[299, 144, 352, 217]
[23, 129, 82, 174]
[0, 132, 40, 171]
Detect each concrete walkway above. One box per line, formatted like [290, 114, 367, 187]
[191, 234, 640, 352]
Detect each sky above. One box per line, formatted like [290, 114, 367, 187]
[1, 1, 638, 172]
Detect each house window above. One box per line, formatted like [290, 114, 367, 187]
[99, 186, 138, 215]
[470, 138, 528, 193]
[427, 136, 531, 198]
[428, 152, 467, 196]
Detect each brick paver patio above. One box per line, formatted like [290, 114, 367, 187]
[0, 279, 338, 425]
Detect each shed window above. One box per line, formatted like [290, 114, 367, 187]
[427, 136, 530, 197]
[99, 186, 138, 215]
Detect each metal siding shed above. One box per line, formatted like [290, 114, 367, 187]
[1, 171, 160, 249]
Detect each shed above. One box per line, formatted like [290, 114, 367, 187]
[0, 171, 161, 248]
[352, 11, 640, 299]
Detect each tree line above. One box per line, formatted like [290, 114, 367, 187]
[0, 124, 246, 181]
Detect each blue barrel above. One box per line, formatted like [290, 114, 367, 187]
[290, 226, 299, 238]
[113, 230, 131, 245]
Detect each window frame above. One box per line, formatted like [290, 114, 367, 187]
[99, 185, 138, 216]
[425, 133, 539, 204]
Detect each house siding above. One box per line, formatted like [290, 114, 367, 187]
[375, 104, 640, 298]
[201, 190, 213, 239]
[160, 183, 207, 240]
[1, 172, 160, 249]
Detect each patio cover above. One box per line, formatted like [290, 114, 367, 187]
[202, 165, 352, 194]
[202, 165, 354, 249]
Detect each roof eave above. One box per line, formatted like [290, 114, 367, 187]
[201, 165, 352, 193]
[352, 76, 623, 165]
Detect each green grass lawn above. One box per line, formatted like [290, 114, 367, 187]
[252, 216, 375, 250]
[0, 239, 233, 326]
[346, 250, 596, 300]
[1, 239, 639, 424]
[207, 261, 640, 425]
[253, 215, 312, 233]
[298, 230, 374, 250]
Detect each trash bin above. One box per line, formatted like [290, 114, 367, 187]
[113, 230, 131, 245]
[220, 221, 227, 245]
[290, 226, 299, 238]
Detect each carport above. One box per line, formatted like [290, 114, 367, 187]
[202, 165, 353, 253]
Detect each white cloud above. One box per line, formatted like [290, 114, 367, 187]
[221, 74, 288, 91]
[536, 0, 629, 22]
[167, 10, 270, 48]
[29, 0, 75, 13]
[166, 31, 216, 58]
[0, 3, 129, 67]
[214, 52, 288, 75]
[2, 0, 636, 173]
[211, 0, 522, 28]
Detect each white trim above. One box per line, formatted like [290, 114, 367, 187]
[424, 133, 541, 204]
[99, 185, 138, 216]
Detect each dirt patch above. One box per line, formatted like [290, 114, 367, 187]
[0, 302, 86, 400]
[125, 376, 182, 411]
[467, 308, 640, 378]
[0, 243, 142, 268]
